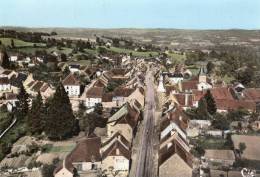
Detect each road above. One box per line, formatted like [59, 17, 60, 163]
[0, 118, 17, 139]
[134, 69, 157, 177]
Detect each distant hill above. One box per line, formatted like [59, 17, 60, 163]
[1, 26, 260, 50]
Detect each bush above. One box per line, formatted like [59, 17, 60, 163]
[28, 160, 42, 169]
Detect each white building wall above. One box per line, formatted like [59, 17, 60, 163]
[64, 85, 80, 97]
[85, 98, 102, 107]
[197, 82, 212, 91]
[55, 168, 73, 177]
[102, 156, 129, 171]
[0, 84, 11, 91]
[169, 77, 183, 84]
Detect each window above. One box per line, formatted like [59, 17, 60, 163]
[91, 163, 97, 170]
[74, 163, 82, 171]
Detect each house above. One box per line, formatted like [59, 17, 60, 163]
[215, 99, 256, 113]
[160, 113, 188, 143]
[83, 67, 101, 80]
[54, 135, 102, 177]
[159, 129, 193, 177]
[85, 87, 104, 107]
[159, 153, 193, 177]
[10, 55, 18, 62]
[172, 93, 193, 110]
[157, 75, 166, 93]
[24, 74, 54, 99]
[62, 74, 81, 97]
[0, 77, 11, 92]
[68, 64, 80, 73]
[204, 149, 235, 166]
[101, 132, 131, 174]
[0, 70, 17, 79]
[3, 92, 18, 112]
[112, 87, 135, 107]
[180, 66, 212, 93]
[107, 102, 141, 142]
[9, 72, 27, 93]
[240, 88, 260, 107]
[126, 87, 145, 108]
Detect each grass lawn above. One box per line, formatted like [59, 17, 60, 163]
[48, 145, 75, 153]
[107, 47, 159, 57]
[46, 47, 73, 55]
[84, 48, 97, 55]
[192, 136, 232, 150]
[0, 37, 46, 47]
[168, 52, 186, 62]
[66, 59, 92, 65]
[14, 47, 46, 54]
[0, 111, 12, 132]
[222, 75, 235, 84]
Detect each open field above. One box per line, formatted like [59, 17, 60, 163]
[108, 46, 159, 57]
[0, 37, 46, 47]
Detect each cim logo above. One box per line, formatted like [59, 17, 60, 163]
[241, 168, 256, 177]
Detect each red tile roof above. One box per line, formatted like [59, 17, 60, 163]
[62, 74, 80, 86]
[0, 77, 9, 85]
[102, 132, 131, 148]
[54, 135, 102, 175]
[182, 80, 198, 91]
[174, 94, 193, 107]
[215, 99, 256, 111]
[102, 141, 131, 160]
[243, 88, 260, 102]
[210, 87, 235, 100]
[113, 87, 135, 97]
[86, 87, 104, 98]
[165, 85, 177, 96]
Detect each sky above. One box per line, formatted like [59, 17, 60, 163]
[0, 0, 260, 29]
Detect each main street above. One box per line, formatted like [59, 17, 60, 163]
[134, 68, 157, 177]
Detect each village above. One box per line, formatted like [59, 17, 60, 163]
[0, 28, 260, 177]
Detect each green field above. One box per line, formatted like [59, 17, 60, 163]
[107, 47, 159, 57]
[0, 37, 46, 47]
[168, 52, 186, 62]
[48, 145, 75, 153]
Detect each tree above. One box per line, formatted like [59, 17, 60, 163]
[94, 103, 103, 115]
[45, 83, 75, 140]
[60, 53, 67, 62]
[1, 50, 10, 69]
[212, 113, 230, 130]
[236, 67, 254, 86]
[27, 92, 45, 135]
[50, 31, 57, 36]
[197, 98, 209, 120]
[206, 61, 215, 74]
[41, 158, 59, 177]
[10, 39, 15, 48]
[16, 84, 29, 120]
[239, 142, 246, 154]
[79, 113, 96, 136]
[204, 90, 217, 115]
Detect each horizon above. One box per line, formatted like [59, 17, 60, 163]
[0, 0, 260, 30]
[1, 26, 260, 31]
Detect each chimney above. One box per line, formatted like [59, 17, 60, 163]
[185, 93, 189, 106]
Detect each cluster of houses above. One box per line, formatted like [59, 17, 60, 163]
[53, 59, 146, 176]
[2, 46, 260, 177]
[0, 48, 148, 177]
[156, 64, 260, 177]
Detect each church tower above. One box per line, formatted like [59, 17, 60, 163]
[198, 65, 207, 83]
